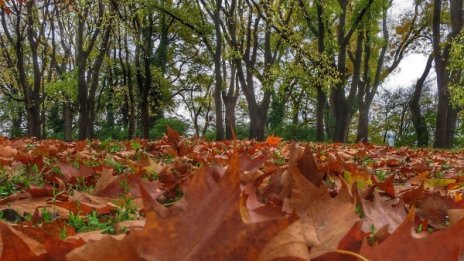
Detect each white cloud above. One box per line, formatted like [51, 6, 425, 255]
[383, 53, 433, 90]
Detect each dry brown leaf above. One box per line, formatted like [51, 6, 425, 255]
[361, 192, 407, 233]
[67, 153, 292, 261]
[360, 212, 464, 261]
[0, 221, 46, 260]
[259, 146, 359, 260]
[297, 146, 325, 187]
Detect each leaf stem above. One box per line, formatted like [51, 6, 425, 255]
[335, 249, 369, 261]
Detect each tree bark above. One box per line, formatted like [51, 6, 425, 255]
[150, 1, 170, 125]
[333, 31, 363, 142]
[63, 102, 72, 141]
[410, 54, 433, 147]
[76, 2, 110, 140]
[132, 14, 154, 139]
[433, 0, 449, 148]
[26, 0, 42, 138]
[125, 37, 136, 139]
[328, 0, 374, 142]
[213, 0, 225, 140]
[315, 2, 326, 142]
[433, 0, 463, 148]
[223, 62, 239, 139]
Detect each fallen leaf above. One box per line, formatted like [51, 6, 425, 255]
[360, 212, 464, 260]
[361, 192, 407, 233]
[0, 221, 46, 260]
[259, 146, 359, 260]
[297, 146, 325, 187]
[67, 153, 292, 260]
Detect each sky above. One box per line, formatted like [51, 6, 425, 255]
[383, 54, 432, 90]
[383, 0, 432, 90]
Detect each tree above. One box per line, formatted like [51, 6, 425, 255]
[222, 0, 290, 140]
[410, 54, 434, 147]
[75, 0, 112, 139]
[0, 0, 53, 138]
[355, 0, 427, 142]
[433, 0, 463, 148]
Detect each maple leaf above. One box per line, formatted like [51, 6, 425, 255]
[259, 146, 360, 260]
[48, 200, 117, 216]
[57, 162, 94, 183]
[401, 187, 464, 228]
[359, 210, 464, 261]
[265, 135, 282, 146]
[311, 221, 369, 261]
[371, 174, 396, 196]
[13, 221, 85, 260]
[67, 153, 292, 260]
[0, 221, 46, 260]
[93, 168, 161, 198]
[361, 192, 407, 233]
[296, 146, 325, 187]
[0, 192, 70, 220]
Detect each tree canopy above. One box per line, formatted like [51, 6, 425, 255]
[0, 0, 462, 148]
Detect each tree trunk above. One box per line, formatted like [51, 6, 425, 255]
[63, 102, 72, 141]
[357, 8, 389, 142]
[357, 103, 369, 142]
[433, 0, 463, 148]
[333, 32, 363, 142]
[120, 30, 136, 139]
[324, 101, 334, 139]
[315, 2, 326, 142]
[213, 0, 225, 140]
[410, 54, 433, 147]
[76, 2, 110, 140]
[224, 102, 236, 139]
[249, 108, 266, 141]
[127, 77, 136, 139]
[446, 107, 459, 148]
[77, 53, 88, 140]
[142, 19, 154, 139]
[106, 87, 115, 130]
[26, 1, 43, 138]
[141, 95, 150, 139]
[151, 7, 170, 124]
[11, 109, 23, 138]
[223, 62, 239, 140]
[316, 87, 326, 141]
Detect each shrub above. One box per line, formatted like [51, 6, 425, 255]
[268, 123, 317, 141]
[151, 118, 189, 139]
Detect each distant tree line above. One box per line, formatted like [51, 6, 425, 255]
[0, 0, 462, 148]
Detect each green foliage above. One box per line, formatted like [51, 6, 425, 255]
[0, 166, 44, 197]
[205, 123, 250, 141]
[269, 123, 317, 141]
[448, 32, 464, 107]
[68, 211, 112, 233]
[268, 96, 286, 130]
[95, 128, 131, 140]
[41, 207, 53, 223]
[150, 117, 188, 139]
[45, 71, 77, 101]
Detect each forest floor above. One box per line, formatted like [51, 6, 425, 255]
[0, 129, 464, 260]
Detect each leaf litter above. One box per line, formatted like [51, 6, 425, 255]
[0, 133, 463, 260]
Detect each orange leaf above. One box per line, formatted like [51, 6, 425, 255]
[265, 135, 283, 146]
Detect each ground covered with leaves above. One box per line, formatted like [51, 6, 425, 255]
[1, 130, 464, 260]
